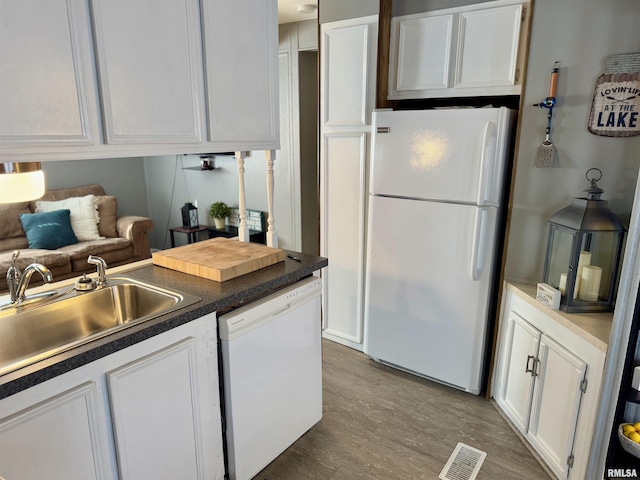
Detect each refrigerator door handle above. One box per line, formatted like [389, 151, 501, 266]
[469, 207, 488, 281]
[476, 122, 497, 206]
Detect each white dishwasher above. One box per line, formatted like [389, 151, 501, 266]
[218, 276, 323, 480]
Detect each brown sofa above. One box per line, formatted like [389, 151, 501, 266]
[0, 183, 153, 293]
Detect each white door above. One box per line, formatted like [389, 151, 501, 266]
[320, 15, 378, 350]
[527, 334, 587, 479]
[0, 0, 98, 146]
[364, 195, 498, 394]
[454, 4, 523, 88]
[393, 14, 453, 91]
[321, 18, 377, 127]
[370, 109, 505, 205]
[201, 0, 279, 149]
[0, 382, 113, 480]
[91, 0, 204, 144]
[321, 132, 368, 343]
[495, 312, 541, 433]
[107, 336, 218, 480]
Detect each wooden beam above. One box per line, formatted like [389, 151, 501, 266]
[376, 0, 393, 109]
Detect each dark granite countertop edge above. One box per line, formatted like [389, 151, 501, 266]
[0, 251, 327, 399]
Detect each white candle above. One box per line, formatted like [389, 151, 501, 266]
[559, 273, 567, 295]
[574, 251, 592, 299]
[579, 265, 602, 302]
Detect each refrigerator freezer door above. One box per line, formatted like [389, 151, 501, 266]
[363, 195, 498, 394]
[370, 108, 511, 205]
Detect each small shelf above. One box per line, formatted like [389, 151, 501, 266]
[182, 166, 216, 171]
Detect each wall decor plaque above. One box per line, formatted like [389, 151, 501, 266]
[588, 52, 640, 137]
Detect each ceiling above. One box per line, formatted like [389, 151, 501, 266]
[277, 0, 318, 24]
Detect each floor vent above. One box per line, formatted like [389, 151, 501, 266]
[439, 442, 487, 480]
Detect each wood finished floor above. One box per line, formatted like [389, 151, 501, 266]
[255, 339, 552, 480]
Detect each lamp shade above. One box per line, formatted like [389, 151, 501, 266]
[0, 163, 45, 203]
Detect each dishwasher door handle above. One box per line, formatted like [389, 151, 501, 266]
[270, 303, 291, 317]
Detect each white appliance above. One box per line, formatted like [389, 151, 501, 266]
[219, 276, 323, 480]
[363, 107, 515, 395]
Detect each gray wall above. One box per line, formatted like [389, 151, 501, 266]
[319, 0, 378, 23]
[143, 153, 291, 251]
[393, 0, 487, 16]
[41, 157, 150, 217]
[505, 0, 640, 284]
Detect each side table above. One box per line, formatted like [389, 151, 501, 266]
[168, 225, 209, 247]
[206, 225, 266, 245]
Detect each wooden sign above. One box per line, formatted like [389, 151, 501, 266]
[588, 52, 640, 137]
[588, 74, 640, 137]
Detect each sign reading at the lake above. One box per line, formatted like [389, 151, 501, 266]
[588, 75, 640, 137]
[588, 52, 640, 137]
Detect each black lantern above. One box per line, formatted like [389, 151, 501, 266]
[542, 168, 626, 312]
[181, 202, 198, 228]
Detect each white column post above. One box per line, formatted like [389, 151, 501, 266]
[235, 151, 250, 242]
[265, 149, 278, 248]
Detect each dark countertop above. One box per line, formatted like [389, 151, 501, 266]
[0, 250, 327, 399]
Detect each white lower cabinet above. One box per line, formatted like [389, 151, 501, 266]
[0, 313, 224, 480]
[0, 381, 113, 480]
[493, 287, 606, 480]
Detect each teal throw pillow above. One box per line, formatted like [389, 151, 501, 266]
[19, 209, 78, 250]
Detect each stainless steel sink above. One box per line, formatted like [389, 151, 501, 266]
[0, 277, 200, 376]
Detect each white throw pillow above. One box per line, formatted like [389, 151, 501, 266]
[36, 194, 104, 241]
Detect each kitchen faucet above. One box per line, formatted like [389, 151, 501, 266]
[6, 251, 53, 305]
[87, 255, 108, 287]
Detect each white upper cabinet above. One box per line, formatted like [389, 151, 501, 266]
[321, 17, 378, 127]
[0, 0, 99, 147]
[389, 0, 529, 100]
[455, 5, 524, 89]
[395, 14, 453, 91]
[91, 0, 204, 145]
[201, 0, 280, 150]
[0, 0, 279, 160]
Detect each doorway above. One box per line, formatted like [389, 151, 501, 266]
[299, 50, 319, 255]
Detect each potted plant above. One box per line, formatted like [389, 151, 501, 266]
[209, 201, 231, 230]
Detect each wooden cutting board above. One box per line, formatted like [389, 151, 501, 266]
[152, 237, 285, 282]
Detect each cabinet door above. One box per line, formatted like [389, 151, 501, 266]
[393, 14, 453, 91]
[319, 15, 377, 351]
[320, 132, 368, 345]
[496, 311, 540, 433]
[201, 0, 279, 149]
[0, 0, 98, 146]
[454, 4, 523, 88]
[0, 382, 113, 480]
[91, 0, 204, 144]
[321, 16, 378, 127]
[527, 334, 587, 479]
[107, 336, 217, 480]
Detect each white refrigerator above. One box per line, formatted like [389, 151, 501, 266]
[363, 107, 515, 395]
